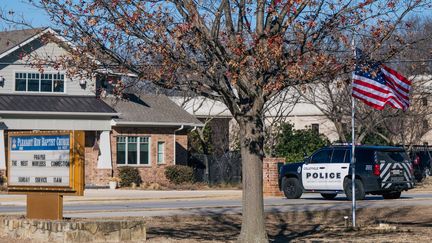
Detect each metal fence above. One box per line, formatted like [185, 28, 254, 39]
[189, 151, 242, 184]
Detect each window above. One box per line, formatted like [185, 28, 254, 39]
[331, 149, 347, 163]
[310, 149, 332, 164]
[311, 123, 319, 133]
[15, 73, 26, 91]
[116, 136, 150, 165]
[14, 72, 65, 92]
[140, 137, 149, 164]
[355, 150, 374, 164]
[377, 151, 407, 163]
[157, 142, 165, 164]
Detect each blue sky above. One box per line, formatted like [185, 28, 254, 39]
[0, 0, 430, 31]
[0, 0, 50, 29]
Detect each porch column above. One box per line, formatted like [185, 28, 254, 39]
[97, 131, 112, 169]
[0, 130, 5, 170]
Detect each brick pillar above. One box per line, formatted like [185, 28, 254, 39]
[263, 157, 285, 197]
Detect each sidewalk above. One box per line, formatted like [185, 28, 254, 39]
[0, 189, 242, 206]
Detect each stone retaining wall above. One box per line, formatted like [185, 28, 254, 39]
[0, 217, 146, 242]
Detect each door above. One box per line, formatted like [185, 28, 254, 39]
[326, 149, 350, 190]
[302, 149, 332, 190]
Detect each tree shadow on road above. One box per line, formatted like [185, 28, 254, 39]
[146, 206, 432, 242]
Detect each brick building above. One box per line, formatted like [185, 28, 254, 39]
[0, 28, 202, 187]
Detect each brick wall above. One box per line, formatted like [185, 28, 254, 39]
[85, 127, 189, 186]
[84, 146, 111, 187]
[263, 157, 285, 197]
[113, 127, 187, 184]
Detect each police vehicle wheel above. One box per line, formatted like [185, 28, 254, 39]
[320, 193, 337, 200]
[344, 178, 365, 201]
[282, 177, 302, 199]
[382, 191, 401, 199]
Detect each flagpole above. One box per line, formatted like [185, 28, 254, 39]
[351, 40, 357, 228]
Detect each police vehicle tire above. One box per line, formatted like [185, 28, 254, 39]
[282, 177, 302, 199]
[320, 193, 337, 200]
[382, 191, 401, 199]
[343, 178, 365, 201]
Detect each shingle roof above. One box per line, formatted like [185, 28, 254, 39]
[0, 28, 46, 56]
[0, 94, 117, 114]
[103, 93, 203, 126]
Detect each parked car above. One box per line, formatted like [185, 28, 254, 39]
[278, 145, 414, 200]
[407, 145, 432, 183]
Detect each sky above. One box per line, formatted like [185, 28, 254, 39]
[0, 0, 50, 29]
[0, 0, 430, 30]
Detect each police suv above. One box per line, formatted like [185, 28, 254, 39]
[279, 145, 414, 200]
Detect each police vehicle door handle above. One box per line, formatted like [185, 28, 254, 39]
[341, 166, 348, 169]
[319, 167, 325, 169]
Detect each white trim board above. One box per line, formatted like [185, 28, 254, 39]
[112, 121, 203, 127]
[0, 111, 119, 116]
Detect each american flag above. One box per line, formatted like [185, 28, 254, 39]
[352, 49, 411, 110]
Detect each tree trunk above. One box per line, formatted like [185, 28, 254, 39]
[334, 120, 347, 143]
[237, 116, 268, 243]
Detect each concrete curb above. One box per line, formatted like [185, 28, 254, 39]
[0, 195, 243, 206]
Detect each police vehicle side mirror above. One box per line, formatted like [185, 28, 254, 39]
[304, 157, 310, 164]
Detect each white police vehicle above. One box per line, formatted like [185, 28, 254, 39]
[278, 146, 414, 200]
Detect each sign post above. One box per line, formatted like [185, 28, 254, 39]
[7, 131, 84, 220]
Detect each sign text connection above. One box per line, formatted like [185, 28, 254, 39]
[9, 135, 70, 187]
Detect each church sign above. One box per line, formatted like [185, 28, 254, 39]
[9, 134, 71, 187]
[7, 131, 84, 195]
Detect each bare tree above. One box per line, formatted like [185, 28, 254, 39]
[298, 17, 432, 146]
[382, 75, 432, 147]
[262, 88, 300, 156]
[3, 1, 430, 241]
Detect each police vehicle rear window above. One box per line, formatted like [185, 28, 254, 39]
[355, 150, 374, 164]
[377, 151, 407, 162]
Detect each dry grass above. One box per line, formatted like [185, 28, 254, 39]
[1, 205, 431, 242]
[145, 205, 432, 242]
[412, 176, 432, 191]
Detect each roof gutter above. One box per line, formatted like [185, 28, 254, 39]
[112, 121, 204, 127]
[173, 125, 185, 165]
[0, 111, 120, 116]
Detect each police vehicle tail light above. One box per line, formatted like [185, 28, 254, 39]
[373, 164, 380, 176]
[413, 156, 420, 165]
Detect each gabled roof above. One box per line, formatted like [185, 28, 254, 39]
[0, 94, 118, 116]
[0, 27, 59, 59]
[104, 94, 203, 127]
[170, 96, 232, 118]
[0, 27, 136, 76]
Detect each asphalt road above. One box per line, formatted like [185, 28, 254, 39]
[1, 192, 432, 218]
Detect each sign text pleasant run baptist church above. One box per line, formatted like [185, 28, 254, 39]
[13, 136, 70, 150]
[9, 134, 71, 187]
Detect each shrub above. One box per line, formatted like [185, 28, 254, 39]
[275, 123, 330, 163]
[165, 165, 195, 184]
[0, 176, 4, 185]
[118, 167, 142, 187]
